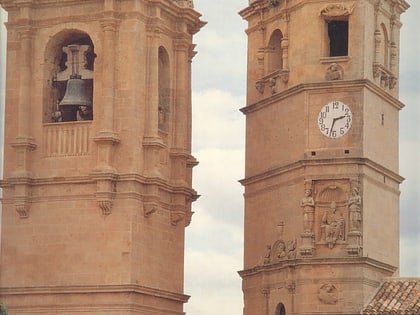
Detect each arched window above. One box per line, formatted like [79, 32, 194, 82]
[44, 30, 95, 122]
[158, 46, 170, 131]
[267, 29, 283, 73]
[380, 23, 389, 68]
[275, 303, 286, 315]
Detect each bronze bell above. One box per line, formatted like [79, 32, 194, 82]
[59, 74, 92, 121]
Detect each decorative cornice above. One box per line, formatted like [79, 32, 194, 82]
[240, 157, 404, 187]
[238, 256, 397, 279]
[0, 284, 190, 303]
[241, 79, 404, 115]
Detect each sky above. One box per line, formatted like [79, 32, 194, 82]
[0, 2, 419, 315]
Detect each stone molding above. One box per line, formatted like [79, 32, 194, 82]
[238, 256, 397, 279]
[241, 79, 405, 115]
[0, 284, 190, 313]
[240, 157, 404, 188]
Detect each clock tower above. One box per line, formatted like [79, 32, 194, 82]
[0, 0, 204, 313]
[239, 1, 409, 315]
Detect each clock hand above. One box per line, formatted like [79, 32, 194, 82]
[329, 116, 346, 135]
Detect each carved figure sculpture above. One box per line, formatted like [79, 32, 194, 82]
[325, 63, 343, 80]
[301, 189, 315, 233]
[321, 201, 345, 248]
[286, 239, 297, 259]
[348, 187, 362, 231]
[263, 245, 272, 264]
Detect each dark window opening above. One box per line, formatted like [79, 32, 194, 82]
[276, 303, 286, 315]
[327, 20, 348, 57]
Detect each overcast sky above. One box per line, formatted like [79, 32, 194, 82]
[0, 2, 418, 315]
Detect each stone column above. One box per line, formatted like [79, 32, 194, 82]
[143, 23, 164, 177]
[11, 26, 37, 218]
[91, 13, 120, 215]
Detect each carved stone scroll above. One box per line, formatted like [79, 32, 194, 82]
[320, 3, 355, 17]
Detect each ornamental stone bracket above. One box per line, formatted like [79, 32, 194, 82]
[256, 69, 290, 94]
[13, 183, 32, 219]
[373, 63, 397, 90]
[90, 172, 117, 216]
[144, 201, 159, 218]
[171, 205, 186, 226]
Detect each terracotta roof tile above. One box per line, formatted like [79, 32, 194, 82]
[361, 278, 420, 315]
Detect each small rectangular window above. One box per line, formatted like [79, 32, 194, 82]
[327, 20, 348, 57]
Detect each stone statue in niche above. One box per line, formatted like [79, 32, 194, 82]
[301, 187, 315, 233]
[318, 284, 338, 304]
[325, 63, 343, 81]
[348, 186, 362, 231]
[321, 201, 345, 248]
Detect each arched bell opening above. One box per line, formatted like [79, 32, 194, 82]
[158, 46, 171, 132]
[43, 29, 96, 123]
[267, 29, 284, 74]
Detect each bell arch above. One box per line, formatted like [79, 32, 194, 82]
[267, 29, 283, 74]
[43, 29, 95, 122]
[158, 46, 171, 132]
[380, 23, 389, 68]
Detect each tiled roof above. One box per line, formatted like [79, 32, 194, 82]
[361, 278, 420, 315]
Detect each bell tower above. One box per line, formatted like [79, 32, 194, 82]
[0, 0, 204, 313]
[239, 1, 409, 315]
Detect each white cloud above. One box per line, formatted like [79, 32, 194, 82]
[192, 89, 245, 151]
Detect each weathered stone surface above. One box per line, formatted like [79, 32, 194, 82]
[0, 0, 204, 313]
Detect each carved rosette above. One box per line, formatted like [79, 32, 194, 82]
[318, 284, 338, 304]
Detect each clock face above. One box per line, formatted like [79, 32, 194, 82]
[318, 101, 352, 138]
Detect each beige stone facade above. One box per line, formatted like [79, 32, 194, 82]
[239, 0, 409, 314]
[0, 0, 204, 313]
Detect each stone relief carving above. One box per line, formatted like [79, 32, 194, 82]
[318, 284, 338, 304]
[321, 201, 345, 248]
[173, 0, 194, 8]
[320, 3, 355, 17]
[262, 222, 297, 265]
[325, 63, 343, 81]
